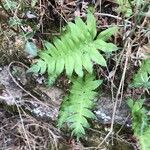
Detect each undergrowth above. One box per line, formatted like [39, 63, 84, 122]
[128, 99, 150, 150]
[130, 59, 150, 89]
[129, 58, 150, 149]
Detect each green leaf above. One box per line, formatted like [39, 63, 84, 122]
[27, 64, 40, 73]
[55, 58, 65, 74]
[29, 13, 117, 79]
[74, 52, 83, 77]
[39, 60, 47, 74]
[47, 73, 58, 86]
[44, 41, 58, 57]
[94, 39, 118, 52]
[47, 60, 55, 74]
[4, 0, 17, 10]
[68, 22, 85, 41]
[82, 108, 96, 119]
[97, 26, 118, 41]
[82, 53, 93, 73]
[75, 17, 91, 41]
[139, 127, 150, 150]
[71, 123, 85, 138]
[131, 59, 150, 88]
[127, 99, 134, 108]
[39, 51, 52, 62]
[86, 13, 96, 39]
[8, 17, 22, 27]
[89, 47, 107, 66]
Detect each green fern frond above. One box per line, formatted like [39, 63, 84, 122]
[131, 59, 150, 89]
[57, 75, 102, 139]
[139, 127, 150, 150]
[28, 13, 118, 78]
[128, 99, 148, 136]
[128, 99, 150, 150]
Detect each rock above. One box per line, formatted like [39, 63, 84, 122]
[0, 66, 131, 126]
[94, 96, 131, 126]
[0, 66, 64, 122]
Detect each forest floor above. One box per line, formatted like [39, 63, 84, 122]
[0, 0, 150, 150]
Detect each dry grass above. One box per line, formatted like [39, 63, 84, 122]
[0, 106, 67, 150]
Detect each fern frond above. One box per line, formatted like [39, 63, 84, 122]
[131, 59, 150, 89]
[128, 99, 148, 135]
[57, 75, 102, 139]
[128, 99, 150, 150]
[28, 13, 118, 78]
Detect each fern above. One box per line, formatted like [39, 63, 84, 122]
[130, 59, 150, 89]
[57, 75, 102, 139]
[27, 12, 118, 139]
[128, 99, 150, 150]
[28, 13, 118, 78]
[139, 127, 150, 150]
[128, 99, 148, 135]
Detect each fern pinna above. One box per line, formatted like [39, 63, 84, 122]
[57, 75, 102, 139]
[28, 13, 118, 78]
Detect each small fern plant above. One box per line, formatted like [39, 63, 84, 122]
[130, 59, 150, 89]
[57, 75, 102, 139]
[128, 99, 150, 150]
[28, 12, 118, 139]
[28, 13, 118, 79]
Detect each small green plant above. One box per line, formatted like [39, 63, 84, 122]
[128, 99, 150, 150]
[58, 75, 102, 139]
[28, 12, 118, 139]
[130, 59, 150, 89]
[28, 13, 118, 78]
[128, 99, 148, 135]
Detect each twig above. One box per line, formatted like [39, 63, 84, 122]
[95, 12, 141, 28]
[14, 100, 32, 150]
[96, 38, 132, 149]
